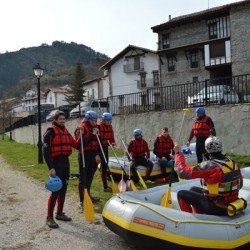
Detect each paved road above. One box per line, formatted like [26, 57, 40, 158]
[0, 156, 139, 250]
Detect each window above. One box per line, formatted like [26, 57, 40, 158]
[134, 56, 140, 70]
[139, 72, 146, 87]
[190, 51, 199, 68]
[152, 71, 159, 86]
[210, 40, 225, 58]
[167, 56, 175, 71]
[207, 16, 230, 39]
[208, 22, 218, 39]
[193, 77, 198, 83]
[162, 34, 170, 49]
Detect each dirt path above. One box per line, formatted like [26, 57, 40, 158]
[0, 156, 138, 250]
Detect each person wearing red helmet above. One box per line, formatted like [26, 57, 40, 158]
[187, 107, 216, 163]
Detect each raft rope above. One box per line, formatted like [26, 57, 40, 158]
[119, 197, 250, 228]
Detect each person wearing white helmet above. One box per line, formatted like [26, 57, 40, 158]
[97, 112, 116, 192]
[127, 129, 153, 183]
[75, 110, 101, 209]
[174, 136, 245, 216]
[187, 107, 216, 163]
[43, 111, 78, 228]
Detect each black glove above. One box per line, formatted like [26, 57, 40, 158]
[210, 128, 216, 136]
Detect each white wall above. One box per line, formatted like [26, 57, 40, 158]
[45, 92, 69, 107]
[110, 51, 158, 96]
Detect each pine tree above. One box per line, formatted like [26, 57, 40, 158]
[65, 60, 86, 104]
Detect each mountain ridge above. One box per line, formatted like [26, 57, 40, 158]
[0, 41, 110, 98]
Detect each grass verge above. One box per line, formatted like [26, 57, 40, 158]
[0, 135, 249, 213]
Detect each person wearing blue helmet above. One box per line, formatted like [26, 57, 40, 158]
[187, 107, 216, 163]
[43, 111, 78, 228]
[127, 129, 153, 182]
[75, 110, 101, 208]
[97, 112, 116, 192]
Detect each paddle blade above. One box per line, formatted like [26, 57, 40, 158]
[130, 179, 138, 192]
[126, 180, 132, 191]
[160, 187, 172, 208]
[118, 179, 126, 192]
[111, 176, 120, 194]
[137, 170, 147, 189]
[83, 188, 95, 221]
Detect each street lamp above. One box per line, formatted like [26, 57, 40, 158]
[33, 63, 44, 164]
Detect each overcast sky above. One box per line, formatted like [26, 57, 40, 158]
[0, 0, 243, 58]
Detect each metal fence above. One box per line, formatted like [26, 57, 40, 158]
[107, 74, 250, 115]
[2, 74, 250, 133]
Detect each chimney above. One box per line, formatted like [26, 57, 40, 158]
[169, 15, 171, 21]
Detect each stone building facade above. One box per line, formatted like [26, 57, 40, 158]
[151, 0, 250, 86]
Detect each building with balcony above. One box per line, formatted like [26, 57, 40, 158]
[100, 45, 159, 96]
[151, 0, 250, 86]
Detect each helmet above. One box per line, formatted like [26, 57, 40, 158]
[133, 129, 142, 136]
[196, 107, 206, 115]
[102, 112, 112, 121]
[181, 148, 192, 155]
[205, 136, 222, 153]
[45, 176, 63, 192]
[85, 111, 97, 121]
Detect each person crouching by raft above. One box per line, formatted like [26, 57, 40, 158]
[174, 136, 246, 216]
[127, 129, 153, 183]
[153, 127, 174, 183]
[43, 111, 78, 229]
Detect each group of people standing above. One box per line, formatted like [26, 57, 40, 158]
[43, 110, 116, 228]
[43, 106, 245, 228]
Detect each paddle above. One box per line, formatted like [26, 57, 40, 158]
[79, 128, 95, 221]
[120, 139, 138, 191]
[121, 139, 148, 189]
[160, 108, 189, 208]
[96, 135, 120, 194]
[108, 141, 127, 192]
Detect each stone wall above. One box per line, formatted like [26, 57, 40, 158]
[230, 4, 250, 76]
[11, 104, 250, 155]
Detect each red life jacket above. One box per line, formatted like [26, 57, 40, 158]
[49, 125, 73, 159]
[154, 134, 174, 156]
[98, 122, 115, 147]
[79, 120, 99, 152]
[193, 115, 211, 137]
[129, 138, 149, 159]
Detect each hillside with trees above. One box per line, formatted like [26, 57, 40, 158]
[0, 41, 110, 98]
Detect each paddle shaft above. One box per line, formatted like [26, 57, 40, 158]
[108, 140, 128, 178]
[79, 128, 95, 221]
[96, 134, 119, 193]
[80, 129, 87, 186]
[177, 109, 189, 143]
[121, 139, 146, 189]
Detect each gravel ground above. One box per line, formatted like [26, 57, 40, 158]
[0, 156, 139, 250]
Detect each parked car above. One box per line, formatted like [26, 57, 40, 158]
[46, 109, 59, 122]
[31, 103, 55, 122]
[187, 85, 239, 106]
[69, 100, 109, 118]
